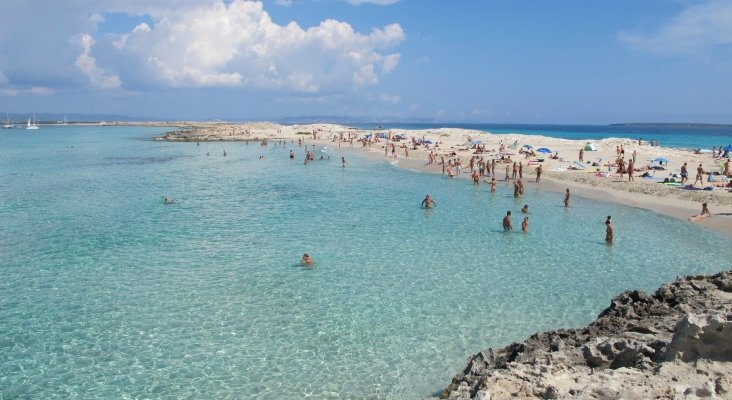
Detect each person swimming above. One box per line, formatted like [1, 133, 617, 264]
[301, 253, 313, 266]
[164, 197, 175, 204]
[521, 204, 529, 213]
[421, 194, 436, 209]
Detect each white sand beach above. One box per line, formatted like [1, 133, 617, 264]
[156, 121, 732, 237]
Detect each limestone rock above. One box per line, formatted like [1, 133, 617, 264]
[441, 270, 732, 399]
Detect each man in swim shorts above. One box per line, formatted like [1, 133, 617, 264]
[503, 211, 512, 231]
[680, 163, 688, 184]
[421, 194, 436, 209]
[564, 188, 570, 208]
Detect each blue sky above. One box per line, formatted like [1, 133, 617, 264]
[0, 0, 731, 123]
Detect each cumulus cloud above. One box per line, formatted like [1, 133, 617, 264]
[91, 0, 404, 92]
[0, 0, 403, 96]
[619, 0, 732, 54]
[347, 0, 400, 5]
[75, 34, 122, 89]
[274, 0, 293, 6]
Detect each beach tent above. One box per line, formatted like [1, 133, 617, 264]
[537, 147, 552, 154]
[584, 143, 597, 151]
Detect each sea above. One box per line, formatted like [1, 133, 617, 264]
[351, 123, 732, 151]
[1, 125, 730, 399]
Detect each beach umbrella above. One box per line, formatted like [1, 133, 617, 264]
[537, 147, 552, 154]
[523, 144, 533, 149]
[422, 140, 433, 144]
[653, 157, 669, 163]
[723, 145, 732, 152]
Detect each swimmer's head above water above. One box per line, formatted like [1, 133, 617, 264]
[301, 253, 313, 265]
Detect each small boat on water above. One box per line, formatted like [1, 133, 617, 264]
[3, 113, 13, 129]
[26, 113, 39, 130]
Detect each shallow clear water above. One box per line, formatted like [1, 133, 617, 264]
[1, 126, 729, 399]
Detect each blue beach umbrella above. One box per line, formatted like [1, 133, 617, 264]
[537, 147, 552, 154]
[723, 145, 732, 152]
[523, 144, 533, 149]
[422, 140, 433, 144]
[653, 157, 669, 163]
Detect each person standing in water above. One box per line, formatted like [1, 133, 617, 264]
[605, 216, 614, 244]
[503, 211, 513, 231]
[341, 157, 348, 168]
[421, 194, 436, 209]
[564, 188, 570, 207]
[521, 216, 529, 232]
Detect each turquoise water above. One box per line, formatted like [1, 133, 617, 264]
[1, 126, 730, 399]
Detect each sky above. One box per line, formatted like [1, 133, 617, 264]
[0, 0, 731, 124]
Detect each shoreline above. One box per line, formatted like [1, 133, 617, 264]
[156, 122, 732, 237]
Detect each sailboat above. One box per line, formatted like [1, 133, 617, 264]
[3, 113, 13, 129]
[26, 113, 39, 130]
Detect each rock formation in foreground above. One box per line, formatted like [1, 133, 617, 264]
[442, 271, 732, 399]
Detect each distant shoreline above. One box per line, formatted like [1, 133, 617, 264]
[156, 121, 732, 237]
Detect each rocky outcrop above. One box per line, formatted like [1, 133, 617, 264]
[442, 271, 732, 399]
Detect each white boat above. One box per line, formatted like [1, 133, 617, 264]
[3, 113, 13, 129]
[26, 114, 39, 130]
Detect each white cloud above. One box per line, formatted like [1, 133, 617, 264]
[0, 0, 403, 96]
[96, 1, 404, 91]
[380, 93, 400, 103]
[274, 0, 293, 6]
[0, 86, 54, 97]
[347, 0, 400, 5]
[619, 0, 732, 55]
[75, 34, 122, 89]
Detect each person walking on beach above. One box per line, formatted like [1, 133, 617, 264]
[505, 164, 510, 181]
[535, 165, 543, 182]
[421, 194, 436, 209]
[579, 148, 584, 162]
[521, 217, 529, 233]
[605, 216, 614, 244]
[564, 188, 570, 207]
[503, 211, 513, 231]
[694, 164, 705, 186]
[512, 162, 518, 179]
[518, 162, 523, 179]
[681, 163, 689, 184]
[724, 159, 730, 177]
[627, 160, 634, 182]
